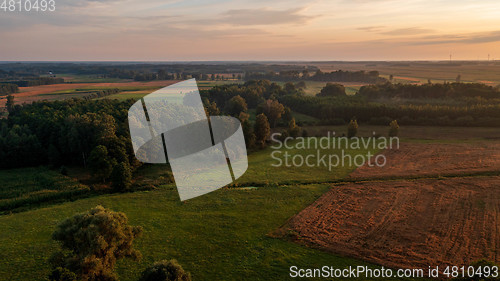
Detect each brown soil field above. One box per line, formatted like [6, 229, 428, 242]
[0, 80, 178, 107]
[275, 177, 500, 269]
[303, 125, 500, 140]
[350, 142, 500, 180]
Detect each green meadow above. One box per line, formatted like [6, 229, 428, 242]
[0, 167, 89, 213]
[235, 137, 381, 186]
[0, 184, 416, 281]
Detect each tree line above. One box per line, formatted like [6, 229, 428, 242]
[245, 69, 387, 83]
[107, 69, 244, 81]
[280, 93, 500, 127]
[6, 77, 65, 87]
[358, 82, 500, 99]
[0, 83, 19, 95]
[81, 88, 120, 100]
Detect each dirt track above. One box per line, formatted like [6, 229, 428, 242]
[350, 142, 500, 179]
[277, 177, 500, 269]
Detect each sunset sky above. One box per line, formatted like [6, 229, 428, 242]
[1, 0, 499, 61]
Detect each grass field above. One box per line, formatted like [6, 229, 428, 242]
[102, 80, 242, 100]
[196, 80, 241, 90]
[0, 185, 415, 281]
[0, 167, 89, 213]
[235, 137, 380, 186]
[104, 90, 154, 100]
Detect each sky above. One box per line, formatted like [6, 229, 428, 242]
[1, 0, 499, 61]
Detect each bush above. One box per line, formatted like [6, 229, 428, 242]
[317, 83, 346, 97]
[288, 118, 301, 138]
[347, 119, 358, 138]
[111, 162, 132, 191]
[389, 120, 399, 137]
[59, 166, 68, 176]
[302, 129, 309, 138]
[254, 113, 270, 148]
[139, 260, 192, 281]
[50, 206, 143, 281]
[49, 267, 77, 281]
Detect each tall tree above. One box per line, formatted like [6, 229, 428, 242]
[225, 95, 248, 116]
[88, 145, 113, 182]
[254, 113, 270, 147]
[288, 118, 301, 138]
[111, 162, 132, 191]
[347, 119, 358, 138]
[282, 106, 293, 123]
[257, 100, 284, 128]
[389, 120, 399, 137]
[241, 119, 256, 149]
[284, 82, 296, 95]
[317, 83, 346, 97]
[5, 94, 14, 113]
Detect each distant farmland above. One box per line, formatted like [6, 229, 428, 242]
[299, 61, 500, 86]
[0, 80, 179, 107]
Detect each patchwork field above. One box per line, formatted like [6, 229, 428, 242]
[304, 61, 500, 86]
[0, 80, 179, 106]
[277, 177, 499, 269]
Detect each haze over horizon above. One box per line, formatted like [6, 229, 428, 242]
[1, 0, 499, 61]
